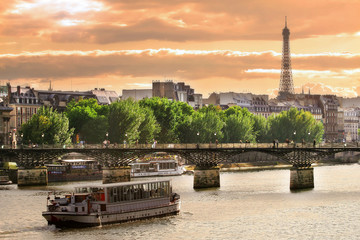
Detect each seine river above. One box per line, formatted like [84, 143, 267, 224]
[1, 164, 360, 240]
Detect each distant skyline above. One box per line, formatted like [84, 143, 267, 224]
[0, 0, 359, 98]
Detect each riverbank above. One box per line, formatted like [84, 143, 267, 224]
[184, 161, 359, 173]
[183, 163, 292, 173]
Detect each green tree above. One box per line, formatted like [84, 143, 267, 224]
[190, 106, 225, 143]
[81, 116, 109, 144]
[252, 114, 269, 143]
[21, 107, 74, 145]
[65, 98, 109, 143]
[139, 97, 194, 143]
[267, 108, 324, 143]
[108, 99, 160, 144]
[138, 107, 160, 143]
[223, 106, 255, 143]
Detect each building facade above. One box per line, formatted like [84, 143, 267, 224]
[152, 80, 202, 108]
[36, 88, 119, 111]
[0, 104, 13, 145]
[343, 108, 358, 142]
[122, 89, 152, 101]
[6, 84, 42, 132]
[319, 95, 339, 142]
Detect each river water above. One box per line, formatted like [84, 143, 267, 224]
[1, 164, 360, 240]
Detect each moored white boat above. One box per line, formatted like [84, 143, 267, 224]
[0, 175, 12, 185]
[42, 179, 180, 228]
[129, 153, 185, 177]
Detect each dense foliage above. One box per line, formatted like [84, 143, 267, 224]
[266, 108, 324, 143]
[108, 99, 160, 144]
[21, 107, 74, 145]
[23, 98, 324, 144]
[65, 98, 109, 143]
[139, 97, 194, 143]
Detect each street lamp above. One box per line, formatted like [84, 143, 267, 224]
[293, 131, 296, 148]
[197, 132, 200, 144]
[20, 133, 24, 149]
[41, 133, 44, 148]
[105, 132, 109, 148]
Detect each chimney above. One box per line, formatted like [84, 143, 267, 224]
[7, 82, 11, 99]
[17, 86, 20, 96]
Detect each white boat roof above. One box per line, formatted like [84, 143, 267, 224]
[75, 179, 172, 189]
[60, 159, 96, 163]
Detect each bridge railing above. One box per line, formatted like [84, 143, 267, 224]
[1, 142, 359, 150]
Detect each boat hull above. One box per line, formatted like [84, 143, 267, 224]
[0, 181, 12, 185]
[43, 202, 180, 228]
[131, 170, 183, 177]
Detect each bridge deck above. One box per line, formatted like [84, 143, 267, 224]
[1, 142, 359, 150]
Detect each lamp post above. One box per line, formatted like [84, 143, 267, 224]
[105, 132, 109, 148]
[20, 133, 24, 149]
[125, 133, 128, 147]
[293, 131, 296, 148]
[197, 132, 200, 144]
[14, 134, 17, 149]
[41, 133, 44, 148]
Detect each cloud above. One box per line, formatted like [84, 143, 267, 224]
[1, 0, 360, 43]
[267, 82, 360, 99]
[0, 49, 359, 85]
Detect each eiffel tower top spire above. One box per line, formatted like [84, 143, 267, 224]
[278, 16, 294, 99]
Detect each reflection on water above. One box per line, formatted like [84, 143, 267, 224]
[1, 164, 360, 240]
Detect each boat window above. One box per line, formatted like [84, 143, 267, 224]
[105, 181, 171, 203]
[75, 195, 87, 203]
[133, 185, 137, 200]
[91, 187, 105, 202]
[109, 187, 113, 203]
[113, 187, 118, 202]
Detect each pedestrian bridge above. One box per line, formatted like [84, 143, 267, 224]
[1, 143, 359, 189]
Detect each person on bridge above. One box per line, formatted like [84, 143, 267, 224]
[313, 139, 316, 148]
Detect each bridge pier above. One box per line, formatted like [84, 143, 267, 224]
[17, 167, 48, 186]
[290, 167, 314, 190]
[102, 166, 131, 184]
[193, 166, 220, 189]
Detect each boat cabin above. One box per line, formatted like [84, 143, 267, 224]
[75, 180, 172, 204]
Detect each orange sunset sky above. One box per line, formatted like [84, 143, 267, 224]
[0, 0, 360, 98]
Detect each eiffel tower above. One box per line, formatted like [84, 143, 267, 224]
[278, 16, 294, 99]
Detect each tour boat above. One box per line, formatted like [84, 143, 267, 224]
[129, 153, 185, 177]
[42, 179, 180, 228]
[46, 159, 102, 182]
